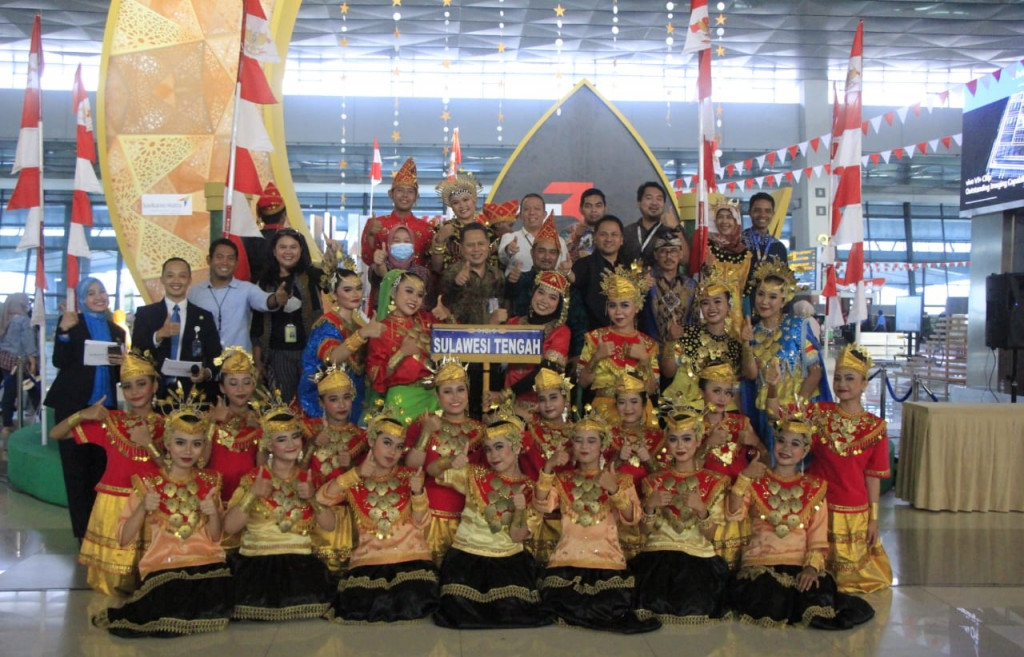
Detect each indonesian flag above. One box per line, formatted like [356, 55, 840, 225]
[830, 20, 867, 324]
[9, 15, 43, 260]
[239, 0, 279, 104]
[448, 127, 462, 179]
[68, 65, 102, 290]
[370, 138, 382, 187]
[686, 0, 716, 275]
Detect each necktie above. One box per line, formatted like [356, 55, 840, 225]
[170, 304, 181, 360]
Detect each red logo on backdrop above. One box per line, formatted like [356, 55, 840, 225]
[542, 182, 593, 222]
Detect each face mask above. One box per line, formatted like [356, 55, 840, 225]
[389, 243, 415, 261]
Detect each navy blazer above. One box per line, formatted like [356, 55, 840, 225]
[44, 316, 126, 422]
[131, 299, 223, 404]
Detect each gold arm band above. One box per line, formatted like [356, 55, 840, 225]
[608, 485, 631, 511]
[146, 443, 162, 461]
[67, 412, 82, 429]
[387, 351, 405, 371]
[537, 471, 555, 496]
[411, 491, 429, 514]
[868, 502, 879, 521]
[805, 550, 827, 574]
[731, 474, 752, 498]
[343, 332, 366, 353]
[335, 469, 362, 492]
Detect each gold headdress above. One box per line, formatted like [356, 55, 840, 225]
[696, 266, 731, 301]
[600, 262, 650, 308]
[315, 363, 354, 396]
[711, 198, 741, 225]
[535, 270, 569, 297]
[434, 354, 468, 387]
[120, 350, 158, 380]
[751, 257, 798, 302]
[162, 383, 211, 438]
[392, 157, 418, 191]
[254, 389, 303, 450]
[573, 405, 612, 449]
[365, 404, 406, 444]
[659, 388, 705, 434]
[614, 369, 647, 396]
[533, 367, 571, 397]
[215, 347, 257, 377]
[436, 174, 482, 207]
[318, 240, 361, 296]
[699, 361, 738, 384]
[835, 343, 872, 378]
[484, 397, 527, 449]
[775, 396, 814, 445]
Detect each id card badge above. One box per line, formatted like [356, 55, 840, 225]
[284, 323, 297, 343]
[487, 298, 500, 314]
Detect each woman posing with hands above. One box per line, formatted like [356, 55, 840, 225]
[724, 407, 874, 629]
[93, 404, 232, 638]
[316, 411, 438, 623]
[534, 413, 660, 634]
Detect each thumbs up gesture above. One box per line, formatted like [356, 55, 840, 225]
[508, 259, 523, 284]
[455, 261, 472, 286]
[200, 489, 220, 516]
[506, 235, 520, 256]
[598, 459, 620, 494]
[433, 295, 452, 322]
[297, 470, 314, 500]
[740, 315, 754, 342]
[410, 467, 425, 495]
[374, 245, 388, 266]
[157, 313, 181, 340]
[513, 484, 528, 511]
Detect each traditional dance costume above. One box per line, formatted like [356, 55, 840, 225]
[93, 469, 232, 637]
[610, 423, 666, 559]
[726, 470, 874, 629]
[208, 415, 260, 504]
[227, 468, 334, 621]
[298, 310, 368, 424]
[72, 412, 164, 596]
[701, 412, 758, 569]
[579, 327, 659, 419]
[536, 469, 661, 633]
[366, 309, 439, 425]
[631, 468, 730, 624]
[317, 467, 439, 623]
[433, 464, 550, 629]
[808, 401, 893, 593]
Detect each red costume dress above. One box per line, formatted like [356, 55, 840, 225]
[303, 416, 367, 571]
[366, 310, 438, 425]
[519, 419, 572, 564]
[73, 412, 164, 596]
[208, 415, 260, 503]
[406, 416, 486, 562]
[808, 401, 893, 593]
[503, 316, 570, 405]
[610, 424, 666, 559]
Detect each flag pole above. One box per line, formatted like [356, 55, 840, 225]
[223, 8, 250, 238]
[37, 78, 47, 445]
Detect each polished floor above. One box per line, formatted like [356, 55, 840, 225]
[1, 474, 1023, 657]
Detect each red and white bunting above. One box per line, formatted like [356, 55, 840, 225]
[68, 65, 103, 290]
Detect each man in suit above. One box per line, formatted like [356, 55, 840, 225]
[132, 257, 223, 405]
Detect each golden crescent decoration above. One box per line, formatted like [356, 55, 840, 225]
[97, 0, 314, 302]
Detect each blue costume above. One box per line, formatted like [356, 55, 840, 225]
[298, 312, 366, 424]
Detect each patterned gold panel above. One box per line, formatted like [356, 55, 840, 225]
[98, 0, 294, 301]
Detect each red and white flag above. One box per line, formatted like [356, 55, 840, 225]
[448, 127, 462, 179]
[685, 0, 716, 275]
[9, 15, 44, 260]
[370, 138, 382, 187]
[68, 65, 103, 290]
[830, 21, 867, 325]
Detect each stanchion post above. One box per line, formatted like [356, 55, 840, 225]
[879, 365, 887, 421]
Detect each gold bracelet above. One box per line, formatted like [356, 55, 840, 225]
[146, 443, 163, 461]
[868, 502, 879, 521]
[731, 475, 752, 498]
[343, 332, 366, 352]
[411, 491, 429, 513]
[238, 492, 256, 513]
[67, 412, 82, 429]
[641, 510, 658, 524]
[387, 351, 405, 371]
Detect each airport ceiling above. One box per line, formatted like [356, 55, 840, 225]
[0, 1, 1021, 76]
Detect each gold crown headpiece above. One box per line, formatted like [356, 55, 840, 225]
[434, 354, 469, 386]
[214, 346, 257, 377]
[659, 389, 705, 434]
[775, 395, 814, 445]
[253, 388, 303, 449]
[533, 367, 572, 397]
[835, 343, 872, 378]
[614, 368, 647, 396]
[315, 363, 355, 396]
[436, 174, 482, 207]
[318, 241, 361, 295]
[364, 402, 406, 444]
[390, 269, 427, 297]
[711, 198, 742, 224]
[751, 257, 798, 302]
[599, 262, 650, 307]
[699, 361, 738, 384]
[120, 349, 158, 380]
[484, 397, 526, 448]
[573, 405, 612, 450]
[696, 265, 731, 301]
[160, 383, 211, 438]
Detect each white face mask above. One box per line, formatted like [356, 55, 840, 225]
[389, 243, 414, 261]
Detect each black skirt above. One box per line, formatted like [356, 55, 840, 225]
[92, 562, 233, 638]
[434, 548, 552, 629]
[630, 550, 729, 624]
[727, 564, 875, 629]
[329, 560, 439, 623]
[229, 552, 333, 621]
[540, 565, 661, 634]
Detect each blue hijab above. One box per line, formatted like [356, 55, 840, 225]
[77, 278, 116, 408]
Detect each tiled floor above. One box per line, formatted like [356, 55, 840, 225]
[1, 478, 1022, 656]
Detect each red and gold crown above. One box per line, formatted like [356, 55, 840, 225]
[391, 157, 418, 191]
[835, 344, 872, 378]
[535, 270, 569, 296]
[257, 182, 285, 216]
[480, 200, 519, 226]
[534, 211, 560, 251]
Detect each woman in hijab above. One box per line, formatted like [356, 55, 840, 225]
[44, 277, 126, 542]
[0, 293, 38, 436]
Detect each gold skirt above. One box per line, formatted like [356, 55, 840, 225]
[827, 509, 892, 594]
[313, 506, 354, 573]
[80, 492, 141, 596]
[713, 517, 750, 571]
[426, 514, 460, 566]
